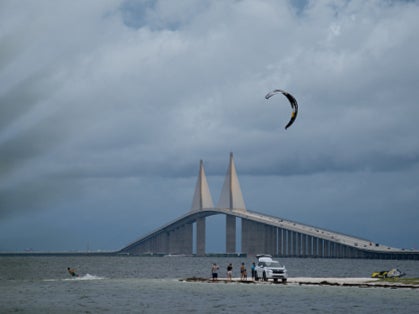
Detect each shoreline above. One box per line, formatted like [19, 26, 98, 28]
[181, 277, 419, 289]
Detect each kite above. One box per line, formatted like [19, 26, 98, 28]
[265, 89, 298, 130]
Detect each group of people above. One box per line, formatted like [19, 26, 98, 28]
[211, 262, 256, 281]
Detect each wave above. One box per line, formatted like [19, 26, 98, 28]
[72, 273, 105, 280]
[43, 274, 105, 282]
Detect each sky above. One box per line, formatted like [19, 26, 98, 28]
[1, 0, 419, 252]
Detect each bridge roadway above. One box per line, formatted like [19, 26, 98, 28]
[119, 208, 419, 259]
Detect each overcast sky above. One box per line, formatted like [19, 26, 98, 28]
[1, 0, 419, 252]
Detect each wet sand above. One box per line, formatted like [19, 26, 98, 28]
[181, 277, 419, 289]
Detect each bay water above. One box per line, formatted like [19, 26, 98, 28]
[1, 255, 418, 313]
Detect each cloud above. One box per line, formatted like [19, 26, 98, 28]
[1, 0, 419, 251]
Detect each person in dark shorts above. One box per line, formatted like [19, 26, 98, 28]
[251, 262, 256, 280]
[240, 262, 247, 280]
[227, 263, 233, 281]
[211, 263, 219, 281]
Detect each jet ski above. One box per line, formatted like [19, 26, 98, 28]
[371, 268, 405, 278]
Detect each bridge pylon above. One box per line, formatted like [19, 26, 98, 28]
[217, 153, 246, 254]
[191, 160, 214, 211]
[217, 152, 246, 211]
[190, 160, 214, 256]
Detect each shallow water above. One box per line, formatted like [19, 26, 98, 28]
[0, 256, 418, 313]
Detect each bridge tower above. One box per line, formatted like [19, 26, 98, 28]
[191, 160, 214, 256]
[217, 152, 246, 254]
[191, 160, 214, 211]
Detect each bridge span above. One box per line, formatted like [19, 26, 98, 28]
[119, 154, 419, 259]
[119, 207, 418, 259]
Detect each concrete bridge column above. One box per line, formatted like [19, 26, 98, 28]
[313, 237, 318, 257]
[340, 244, 346, 258]
[332, 242, 338, 258]
[335, 243, 342, 258]
[297, 232, 301, 256]
[341, 245, 347, 258]
[137, 239, 148, 254]
[301, 234, 307, 257]
[281, 229, 286, 256]
[159, 232, 169, 254]
[329, 241, 334, 257]
[296, 233, 302, 256]
[324, 240, 330, 258]
[176, 228, 183, 254]
[184, 223, 193, 254]
[345, 245, 350, 258]
[242, 219, 257, 256]
[265, 225, 276, 256]
[142, 244, 149, 254]
[176, 223, 193, 255]
[168, 228, 179, 254]
[327, 240, 332, 258]
[153, 234, 160, 253]
[155, 236, 161, 253]
[306, 236, 311, 256]
[287, 231, 293, 256]
[334, 242, 340, 258]
[243, 219, 277, 256]
[277, 228, 284, 256]
[150, 237, 156, 253]
[168, 229, 174, 254]
[196, 217, 206, 256]
[346, 246, 354, 258]
[241, 218, 250, 255]
[226, 215, 236, 254]
[291, 231, 296, 256]
[319, 239, 324, 257]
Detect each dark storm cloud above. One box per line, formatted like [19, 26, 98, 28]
[0, 178, 80, 219]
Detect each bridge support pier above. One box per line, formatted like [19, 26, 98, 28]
[167, 224, 193, 255]
[242, 219, 278, 256]
[196, 217, 206, 256]
[226, 215, 236, 253]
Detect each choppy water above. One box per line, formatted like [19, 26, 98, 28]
[0, 255, 418, 313]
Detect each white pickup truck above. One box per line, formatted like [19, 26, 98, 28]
[254, 254, 287, 283]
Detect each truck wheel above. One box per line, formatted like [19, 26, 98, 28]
[255, 273, 259, 281]
[274, 278, 278, 283]
[263, 272, 267, 281]
[282, 278, 287, 283]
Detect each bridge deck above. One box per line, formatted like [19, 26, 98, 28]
[120, 208, 419, 258]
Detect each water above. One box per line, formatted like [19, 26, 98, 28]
[1, 256, 418, 313]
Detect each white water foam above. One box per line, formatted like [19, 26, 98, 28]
[43, 274, 105, 282]
[75, 273, 105, 280]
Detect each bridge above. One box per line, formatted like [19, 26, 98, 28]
[120, 153, 419, 259]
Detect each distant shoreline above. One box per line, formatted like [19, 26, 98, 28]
[0, 251, 117, 257]
[0, 252, 247, 257]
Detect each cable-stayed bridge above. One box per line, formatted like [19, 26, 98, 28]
[120, 153, 419, 260]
